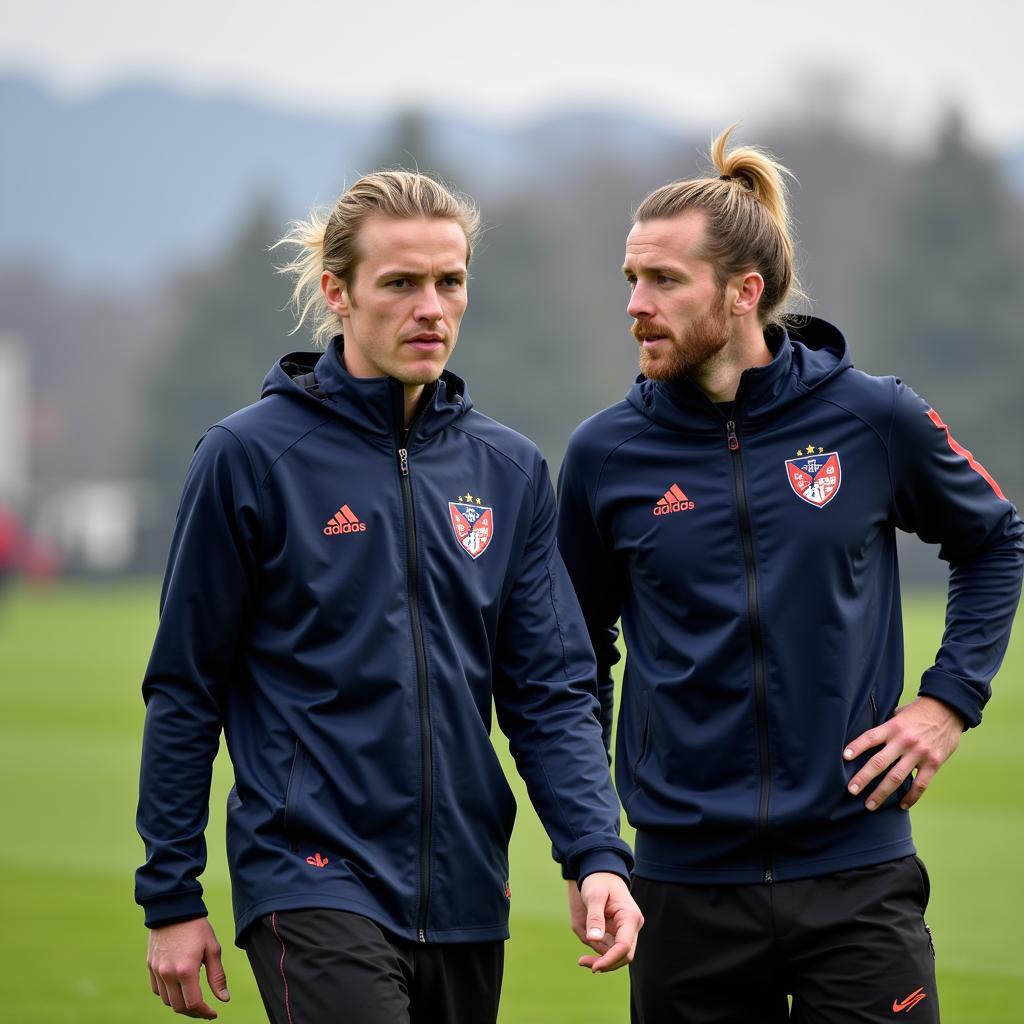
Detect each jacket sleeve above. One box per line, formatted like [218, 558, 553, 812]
[491, 456, 633, 885]
[135, 425, 262, 927]
[555, 430, 622, 751]
[888, 383, 1024, 727]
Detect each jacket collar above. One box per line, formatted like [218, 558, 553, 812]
[628, 317, 851, 433]
[263, 336, 472, 444]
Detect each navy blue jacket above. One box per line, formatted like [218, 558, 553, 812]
[136, 339, 632, 944]
[557, 318, 1023, 885]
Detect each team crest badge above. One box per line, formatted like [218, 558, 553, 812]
[448, 493, 494, 559]
[785, 446, 842, 508]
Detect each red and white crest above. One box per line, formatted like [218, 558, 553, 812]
[448, 499, 494, 559]
[785, 451, 842, 508]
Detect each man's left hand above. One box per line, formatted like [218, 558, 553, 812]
[844, 696, 964, 811]
[567, 872, 643, 973]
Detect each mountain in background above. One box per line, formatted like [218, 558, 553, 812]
[3, 75, 1022, 580]
[0, 75, 688, 287]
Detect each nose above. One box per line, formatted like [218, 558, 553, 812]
[415, 284, 444, 323]
[627, 281, 653, 320]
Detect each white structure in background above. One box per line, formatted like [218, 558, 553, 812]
[0, 336, 29, 501]
[36, 481, 148, 572]
[0, 332, 148, 573]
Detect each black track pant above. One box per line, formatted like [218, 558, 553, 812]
[630, 856, 939, 1024]
[243, 909, 504, 1024]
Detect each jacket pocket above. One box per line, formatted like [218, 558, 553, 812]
[632, 705, 652, 786]
[845, 690, 879, 749]
[282, 740, 308, 851]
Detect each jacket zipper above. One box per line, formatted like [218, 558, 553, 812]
[725, 419, 774, 884]
[870, 691, 878, 727]
[396, 419, 433, 943]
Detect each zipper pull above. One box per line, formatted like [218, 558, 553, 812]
[418, 928, 426, 943]
[726, 421, 740, 452]
[398, 447, 409, 476]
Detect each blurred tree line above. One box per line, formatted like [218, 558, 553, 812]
[122, 109, 1024, 568]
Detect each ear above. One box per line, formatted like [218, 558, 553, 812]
[729, 271, 764, 317]
[321, 270, 350, 317]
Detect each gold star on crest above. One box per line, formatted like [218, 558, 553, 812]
[817, 446, 824, 454]
[796, 449, 804, 456]
[457, 493, 483, 505]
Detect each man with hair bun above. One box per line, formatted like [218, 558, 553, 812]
[136, 170, 641, 1023]
[557, 128, 1022, 1022]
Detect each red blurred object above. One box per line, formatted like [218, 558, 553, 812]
[0, 503, 19, 577]
[0, 503, 63, 583]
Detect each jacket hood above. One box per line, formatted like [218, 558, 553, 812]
[627, 316, 852, 433]
[261, 336, 473, 444]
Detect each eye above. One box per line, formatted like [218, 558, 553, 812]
[441, 276, 465, 288]
[624, 274, 637, 289]
[657, 274, 675, 285]
[387, 278, 411, 289]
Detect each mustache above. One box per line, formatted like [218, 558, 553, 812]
[631, 320, 674, 343]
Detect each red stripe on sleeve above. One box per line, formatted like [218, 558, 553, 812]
[926, 408, 1006, 500]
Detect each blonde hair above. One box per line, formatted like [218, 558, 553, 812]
[634, 126, 805, 325]
[275, 170, 482, 347]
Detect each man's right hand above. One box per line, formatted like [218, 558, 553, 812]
[568, 873, 644, 973]
[147, 918, 230, 1019]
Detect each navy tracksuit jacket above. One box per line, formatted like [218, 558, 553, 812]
[135, 338, 632, 944]
[557, 317, 1023, 885]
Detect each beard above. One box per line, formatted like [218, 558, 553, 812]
[633, 294, 730, 382]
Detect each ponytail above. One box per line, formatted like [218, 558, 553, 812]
[273, 210, 332, 345]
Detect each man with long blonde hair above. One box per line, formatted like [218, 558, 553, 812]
[136, 170, 641, 1023]
[558, 129, 1022, 1021]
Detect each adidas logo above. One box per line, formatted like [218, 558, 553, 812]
[653, 484, 695, 516]
[305, 852, 329, 868]
[323, 504, 367, 536]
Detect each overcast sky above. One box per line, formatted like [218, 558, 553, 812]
[4, 0, 1022, 151]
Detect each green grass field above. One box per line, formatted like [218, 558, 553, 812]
[1, 582, 1021, 1022]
